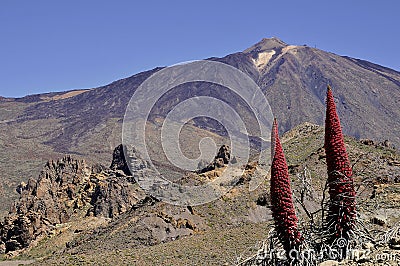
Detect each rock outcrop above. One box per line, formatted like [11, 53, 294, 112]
[65, 198, 206, 253]
[0, 156, 91, 252]
[216, 144, 231, 164]
[0, 145, 147, 254]
[88, 175, 146, 218]
[0, 144, 211, 255]
[199, 145, 231, 173]
[109, 144, 131, 176]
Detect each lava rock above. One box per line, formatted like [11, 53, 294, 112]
[110, 144, 131, 176]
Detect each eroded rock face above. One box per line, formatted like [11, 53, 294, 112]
[1, 156, 91, 252]
[0, 150, 147, 254]
[88, 175, 146, 218]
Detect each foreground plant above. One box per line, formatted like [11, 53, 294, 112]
[270, 118, 303, 259]
[324, 85, 356, 241]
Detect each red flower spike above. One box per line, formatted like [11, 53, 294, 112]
[270, 118, 303, 256]
[324, 85, 356, 240]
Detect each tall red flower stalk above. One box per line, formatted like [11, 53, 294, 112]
[270, 118, 303, 257]
[324, 85, 356, 241]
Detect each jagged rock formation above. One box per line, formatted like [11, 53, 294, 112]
[0, 146, 147, 254]
[199, 145, 231, 173]
[0, 144, 219, 255]
[0, 157, 91, 252]
[88, 175, 145, 218]
[0, 143, 255, 256]
[109, 144, 131, 176]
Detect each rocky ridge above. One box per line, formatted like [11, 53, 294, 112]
[0, 143, 235, 256]
[0, 147, 147, 254]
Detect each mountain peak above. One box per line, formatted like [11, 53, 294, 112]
[244, 37, 288, 53]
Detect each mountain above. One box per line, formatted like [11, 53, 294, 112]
[0, 37, 400, 218]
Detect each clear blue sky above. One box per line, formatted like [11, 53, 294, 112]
[0, 0, 399, 97]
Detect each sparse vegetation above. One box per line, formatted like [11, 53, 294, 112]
[239, 86, 400, 266]
[0, 119, 398, 265]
